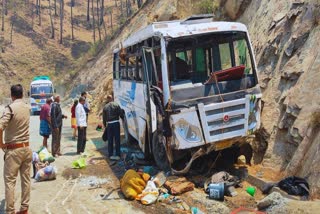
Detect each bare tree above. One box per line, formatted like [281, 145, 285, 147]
[96, 0, 101, 41]
[54, 0, 57, 16]
[59, 0, 64, 44]
[110, 9, 113, 34]
[91, 0, 96, 43]
[87, 0, 90, 21]
[71, 0, 74, 40]
[10, 11, 17, 44]
[4, 0, 7, 16]
[36, 0, 39, 15]
[32, 0, 35, 29]
[1, 0, 5, 31]
[100, 0, 104, 26]
[137, 0, 142, 8]
[126, 0, 132, 18]
[38, 0, 41, 26]
[49, 0, 54, 38]
[0, 34, 4, 52]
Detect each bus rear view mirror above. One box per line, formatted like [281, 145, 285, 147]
[27, 91, 30, 97]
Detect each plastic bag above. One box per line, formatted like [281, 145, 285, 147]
[278, 176, 309, 196]
[35, 165, 57, 182]
[38, 147, 55, 163]
[120, 169, 149, 200]
[72, 158, 86, 169]
[32, 152, 39, 163]
[137, 181, 159, 205]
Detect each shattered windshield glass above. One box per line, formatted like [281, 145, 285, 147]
[167, 32, 254, 85]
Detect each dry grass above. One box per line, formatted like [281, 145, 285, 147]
[310, 110, 320, 128]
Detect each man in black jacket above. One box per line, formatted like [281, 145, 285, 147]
[103, 95, 124, 160]
[51, 95, 67, 157]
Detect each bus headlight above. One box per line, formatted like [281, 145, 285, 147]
[176, 119, 202, 143]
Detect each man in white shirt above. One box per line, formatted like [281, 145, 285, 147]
[76, 97, 87, 154]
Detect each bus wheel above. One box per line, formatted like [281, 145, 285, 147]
[152, 130, 170, 171]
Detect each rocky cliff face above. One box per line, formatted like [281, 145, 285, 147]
[74, 0, 320, 197]
[239, 0, 320, 198]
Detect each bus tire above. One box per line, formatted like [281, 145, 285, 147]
[152, 130, 170, 171]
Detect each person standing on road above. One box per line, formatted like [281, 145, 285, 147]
[39, 98, 52, 148]
[71, 99, 78, 140]
[103, 95, 124, 160]
[76, 97, 87, 154]
[50, 95, 67, 157]
[0, 84, 32, 214]
[81, 91, 90, 122]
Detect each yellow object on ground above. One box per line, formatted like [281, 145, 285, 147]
[120, 169, 150, 200]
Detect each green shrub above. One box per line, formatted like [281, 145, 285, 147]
[198, 0, 214, 14]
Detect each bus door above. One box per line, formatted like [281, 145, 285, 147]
[142, 47, 158, 154]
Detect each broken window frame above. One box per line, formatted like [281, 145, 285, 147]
[166, 31, 257, 86]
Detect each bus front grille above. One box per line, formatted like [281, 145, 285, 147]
[198, 97, 249, 143]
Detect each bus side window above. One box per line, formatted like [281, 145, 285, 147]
[114, 53, 120, 80]
[127, 56, 136, 80]
[120, 59, 127, 80]
[136, 56, 143, 81]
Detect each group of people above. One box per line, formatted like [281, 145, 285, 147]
[39, 91, 90, 156]
[0, 84, 125, 214]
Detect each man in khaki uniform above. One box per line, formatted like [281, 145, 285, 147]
[0, 84, 32, 214]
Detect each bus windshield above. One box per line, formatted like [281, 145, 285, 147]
[167, 32, 255, 86]
[31, 83, 53, 98]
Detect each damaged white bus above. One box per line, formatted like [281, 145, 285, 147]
[113, 15, 262, 174]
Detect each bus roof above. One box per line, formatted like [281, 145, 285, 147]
[33, 75, 50, 81]
[121, 17, 248, 50]
[31, 79, 52, 85]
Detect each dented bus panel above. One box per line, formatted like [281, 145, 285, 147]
[112, 15, 262, 174]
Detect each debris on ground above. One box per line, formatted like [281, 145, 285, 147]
[204, 171, 241, 198]
[207, 182, 225, 201]
[35, 165, 57, 182]
[38, 147, 55, 163]
[78, 176, 112, 187]
[191, 207, 205, 214]
[120, 169, 150, 200]
[164, 177, 195, 195]
[278, 176, 309, 197]
[246, 186, 256, 196]
[152, 171, 167, 187]
[72, 157, 86, 169]
[136, 180, 159, 205]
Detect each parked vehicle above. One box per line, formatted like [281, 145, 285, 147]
[29, 76, 55, 115]
[112, 15, 262, 173]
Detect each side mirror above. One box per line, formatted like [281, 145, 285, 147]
[54, 89, 57, 93]
[27, 91, 30, 97]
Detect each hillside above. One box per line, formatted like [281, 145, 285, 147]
[72, 0, 320, 198]
[0, 0, 141, 98]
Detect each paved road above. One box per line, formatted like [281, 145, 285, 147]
[0, 106, 143, 214]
